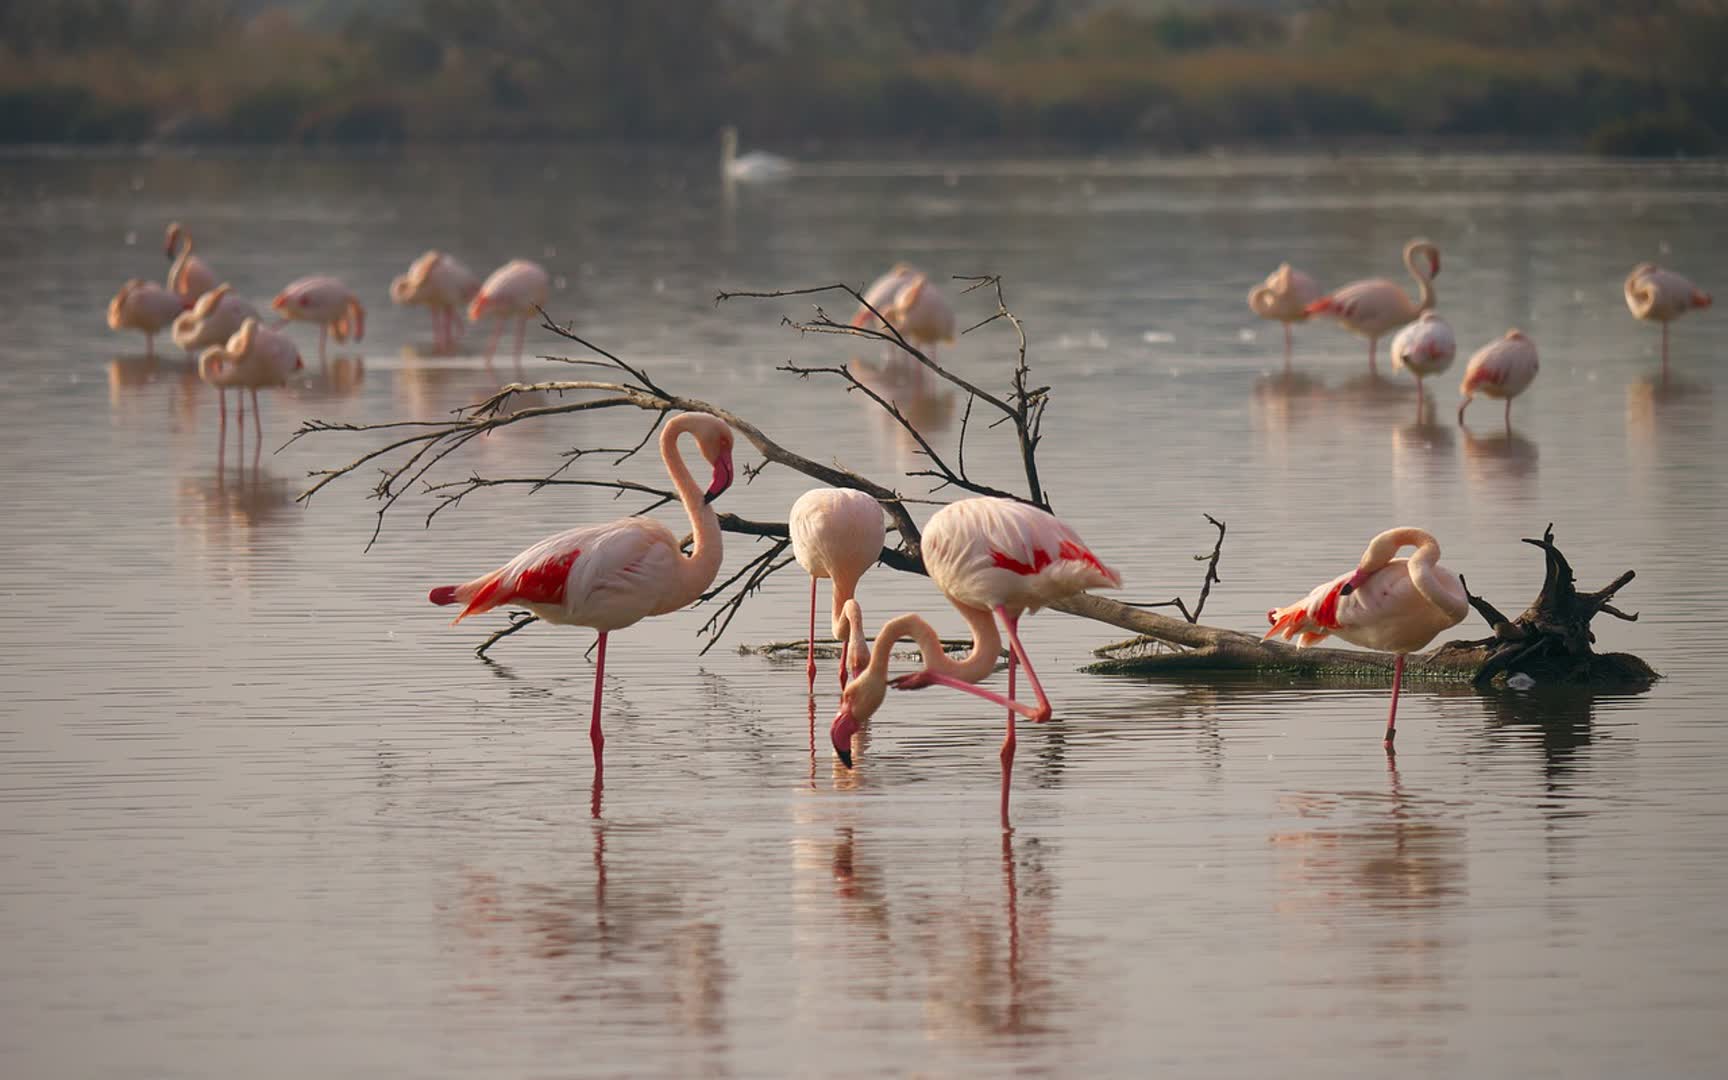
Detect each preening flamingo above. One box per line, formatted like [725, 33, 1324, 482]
[1248, 263, 1322, 362]
[172, 283, 259, 353]
[197, 317, 303, 454]
[1457, 330, 1539, 429]
[391, 250, 480, 352]
[428, 413, 737, 773]
[272, 276, 365, 360]
[1390, 311, 1456, 407]
[1265, 527, 1467, 751]
[831, 496, 1120, 822]
[1305, 238, 1441, 374]
[1625, 263, 1711, 377]
[164, 222, 216, 302]
[469, 259, 550, 366]
[107, 279, 186, 357]
[720, 125, 794, 183]
[853, 265, 957, 354]
[789, 487, 886, 694]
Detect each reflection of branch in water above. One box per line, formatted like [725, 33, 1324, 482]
[1472, 685, 1641, 790]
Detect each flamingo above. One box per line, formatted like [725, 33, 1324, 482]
[1390, 311, 1456, 411]
[164, 222, 216, 303]
[1625, 263, 1711, 378]
[428, 413, 737, 772]
[469, 259, 550, 366]
[1305, 238, 1441, 374]
[197, 317, 303, 455]
[1457, 330, 1539, 430]
[107, 279, 186, 357]
[831, 496, 1120, 822]
[271, 276, 365, 361]
[1247, 263, 1323, 363]
[391, 250, 481, 352]
[171, 283, 259, 353]
[789, 487, 886, 694]
[720, 125, 794, 183]
[1265, 527, 1467, 752]
[853, 266, 957, 354]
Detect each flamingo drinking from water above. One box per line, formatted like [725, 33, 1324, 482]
[428, 413, 737, 773]
[789, 487, 886, 694]
[1625, 263, 1711, 378]
[831, 496, 1120, 822]
[1305, 238, 1441, 374]
[1457, 330, 1539, 430]
[107, 279, 187, 357]
[853, 265, 957, 354]
[1390, 311, 1456, 410]
[1265, 527, 1467, 752]
[272, 276, 365, 360]
[172, 283, 260, 353]
[1248, 263, 1323, 362]
[469, 259, 550, 366]
[391, 250, 481, 352]
[164, 222, 216, 303]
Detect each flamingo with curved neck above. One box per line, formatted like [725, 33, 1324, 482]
[1248, 263, 1322, 364]
[428, 413, 736, 772]
[164, 222, 216, 302]
[1305, 238, 1441, 374]
[789, 487, 885, 693]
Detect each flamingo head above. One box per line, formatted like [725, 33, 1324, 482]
[270, 292, 290, 312]
[1337, 568, 1373, 597]
[690, 417, 736, 504]
[831, 670, 888, 769]
[164, 222, 182, 258]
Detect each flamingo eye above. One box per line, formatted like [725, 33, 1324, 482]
[299, 295, 310, 307]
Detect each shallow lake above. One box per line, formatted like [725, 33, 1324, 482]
[3, 147, 1726, 1077]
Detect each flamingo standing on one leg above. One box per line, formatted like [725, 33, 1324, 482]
[1625, 263, 1711, 380]
[1457, 330, 1539, 431]
[107, 279, 187, 357]
[391, 250, 481, 352]
[1390, 311, 1456, 417]
[853, 265, 957, 356]
[164, 222, 217, 303]
[428, 414, 737, 774]
[272, 276, 366, 361]
[172, 283, 260, 353]
[470, 259, 550, 366]
[789, 488, 886, 694]
[1248, 263, 1322, 365]
[830, 496, 1120, 823]
[1305, 238, 1441, 375]
[197, 317, 303, 464]
[1265, 527, 1467, 753]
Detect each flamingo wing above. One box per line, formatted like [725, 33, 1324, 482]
[926, 498, 1120, 612]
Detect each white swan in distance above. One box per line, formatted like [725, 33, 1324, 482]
[721, 126, 794, 183]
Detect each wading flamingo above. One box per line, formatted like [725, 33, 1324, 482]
[272, 276, 365, 360]
[1390, 311, 1456, 411]
[1265, 527, 1467, 752]
[391, 250, 481, 352]
[1248, 263, 1322, 362]
[1625, 263, 1711, 378]
[197, 317, 303, 456]
[469, 259, 550, 365]
[428, 414, 737, 773]
[853, 265, 957, 354]
[831, 496, 1120, 823]
[1305, 238, 1441, 374]
[107, 279, 186, 357]
[789, 487, 886, 694]
[1457, 330, 1539, 430]
[172, 283, 259, 353]
[720, 125, 794, 183]
[164, 222, 216, 302]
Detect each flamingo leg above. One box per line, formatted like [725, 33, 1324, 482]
[995, 606, 1053, 723]
[483, 318, 505, 364]
[1661, 321, 1670, 381]
[807, 576, 818, 694]
[591, 630, 608, 771]
[144, 332, 155, 359]
[318, 324, 329, 363]
[909, 673, 1044, 719]
[1007, 648, 1017, 722]
[251, 387, 263, 463]
[1384, 654, 1405, 752]
[1504, 398, 1512, 434]
[1367, 335, 1379, 376]
[1282, 322, 1293, 369]
[512, 315, 528, 366]
[1000, 699, 1016, 828]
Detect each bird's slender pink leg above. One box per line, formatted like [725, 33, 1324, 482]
[250, 387, 263, 468]
[1367, 335, 1379, 376]
[591, 631, 608, 772]
[907, 673, 1043, 718]
[995, 606, 1053, 723]
[144, 332, 155, 359]
[1000, 701, 1016, 827]
[807, 576, 818, 694]
[1661, 322, 1670, 382]
[1007, 649, 1017, 722]
[512, 315, 528, 367]
[1282, 322, 1293, 369]
[483, 319, 504, 365]
[1504, 399, 1512, 434]
[1384, 654, 1405, 753]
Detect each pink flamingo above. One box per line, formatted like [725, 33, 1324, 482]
[271, 276, 366, 361]
[1305, 238, 1441, 374]
[1248, 263, 1322, 362]
[172, 283, 260, 353]
[1457, 330, 1539, 430]
[1265, 527, 1467, 752]
[164, 222, 216, 303]
[470, 259, 550, 365]
[1625, 263, 1711, 378]
[428, 413, 737, 772]
[1390, 311, 1456, 412]
[853, 265, 957, 354]
[831, 496, 1120, 822]
[391, 250, 481, 352]
[789, 487, 886, 694]
[197, 317, 303, 458]
[107, 279, 187, 357]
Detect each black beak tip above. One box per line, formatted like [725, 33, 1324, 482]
[836, 748, 853, 769]
[1340, 583, 1354, 596]
[703, 489, 719, 505]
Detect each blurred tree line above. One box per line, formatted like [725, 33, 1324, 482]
[1, 0, 1724, 154]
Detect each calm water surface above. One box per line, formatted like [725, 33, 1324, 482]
[2, 148, 1727, 1077]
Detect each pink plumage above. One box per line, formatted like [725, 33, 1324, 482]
[1625, 262, 1711, 377]
[164, 222, 216, 302]
[392, 250, 480, 352]
[921, 497, 1121, 617]
[789, 487, 886, 691]
[1305, 238, 1441, 374]
[852, 264, 956, 351]
[107, 279, 187, 357]
[272, 275, 366, 359]
[1457, 330, 1539, 428]
[468, 259, 550, 365]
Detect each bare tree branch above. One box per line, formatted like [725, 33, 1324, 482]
[1121, 515, 1226, 623]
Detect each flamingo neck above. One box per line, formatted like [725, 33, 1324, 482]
[1248, 284, 1276, 318]
[867, 603, 1001, 687]
[837, 598, 870, 676]
[661, 415, 722, 601]
[1405, 246, 1435, 313]
[1358, 526, 1437, 575]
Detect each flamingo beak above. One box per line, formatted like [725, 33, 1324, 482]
[270, 295, 287, 311]
[1339, 569, 1371, 597]
[831, 706, 859, 768]
[1430, 252, 1441, 277]
[703, 451, 735, 504]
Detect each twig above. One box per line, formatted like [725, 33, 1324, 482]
[475, 610, 540, 658]
[1122, 515, 1226, 623]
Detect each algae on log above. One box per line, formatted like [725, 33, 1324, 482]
[1073, 526, 1657, 689]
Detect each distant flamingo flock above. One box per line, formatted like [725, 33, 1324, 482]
[100, 206, 1710, 821]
